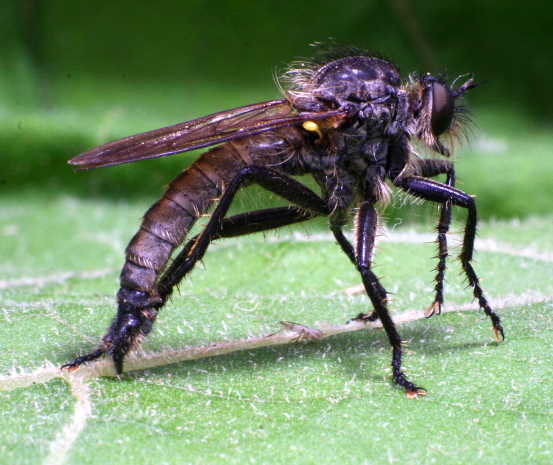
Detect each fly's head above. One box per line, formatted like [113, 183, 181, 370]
[403, 73, 477, 156]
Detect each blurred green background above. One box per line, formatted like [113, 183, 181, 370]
[2, 0, 552, 219]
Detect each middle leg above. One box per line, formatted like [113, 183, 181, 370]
[352, 201, 425, 396]
[328, 211, 379, 322]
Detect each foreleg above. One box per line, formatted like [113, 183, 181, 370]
[415, 159, 455, 317]
[395, 176, 504, 341]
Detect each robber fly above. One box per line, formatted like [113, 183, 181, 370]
[63, 50, 504, 397]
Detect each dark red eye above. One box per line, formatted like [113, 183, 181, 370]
[431, 82, 454, 136]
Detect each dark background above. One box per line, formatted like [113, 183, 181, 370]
[2, 0, 552, 219]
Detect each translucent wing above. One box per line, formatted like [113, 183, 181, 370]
[69, 99, 346, 169]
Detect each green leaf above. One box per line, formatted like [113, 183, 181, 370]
[1, 194, 552, 465]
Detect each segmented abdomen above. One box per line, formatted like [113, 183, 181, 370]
[120, 127, 306, 295]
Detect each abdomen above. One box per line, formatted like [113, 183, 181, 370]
[120, 126, 307, 295]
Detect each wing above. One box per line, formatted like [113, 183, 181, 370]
[69, 99, 346, 170]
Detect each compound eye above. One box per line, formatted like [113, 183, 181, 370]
[431, 81, 454, 136]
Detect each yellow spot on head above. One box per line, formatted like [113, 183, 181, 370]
[302, 121, 319, 132]
[302, 121, 322, 139]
